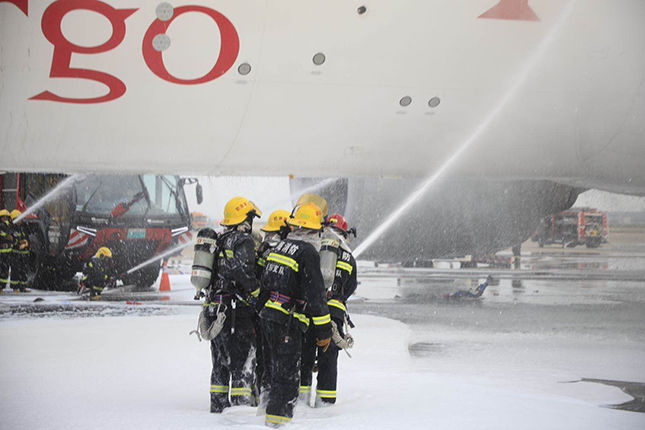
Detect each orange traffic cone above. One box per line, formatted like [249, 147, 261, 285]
[159, 260, 171, 291]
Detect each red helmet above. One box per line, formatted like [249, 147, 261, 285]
[327, 213, 348, 233]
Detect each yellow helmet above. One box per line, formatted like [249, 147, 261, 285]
[95, 247, 112, 259]
[0, 209, 11, 218]
[295, 193, 328, 217]
[287, 202, 323, 230]
[221, 196, 262, 226]
[262, 209, 290, 232]
[10, 210, 21, 220]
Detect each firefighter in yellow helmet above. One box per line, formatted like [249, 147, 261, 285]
[0, 209, 13, 293]
[9, 210, 31, 292]
[79, 247, 116, 300]
[206, 196, 262, 412]
[253, 209, 291, 401]
[257, 202, 332, 426]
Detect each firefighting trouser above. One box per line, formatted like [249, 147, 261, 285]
[10, 252, 29, 289]
[209, 329, 257, 412]
[260, 318, 302, 425]
[300, 317, 342, 404]
[299, 328, 317, 401]
[254, 317, 266, 399]
[88, 283, 108, 298]
[0, 250, 11, 289]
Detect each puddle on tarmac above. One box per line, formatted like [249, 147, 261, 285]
[579, 378, 645, 413]
[408, 342, 445, 357]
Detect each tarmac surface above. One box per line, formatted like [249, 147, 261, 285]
[1, 229, 644, 416]
[351, 230, 645, 414]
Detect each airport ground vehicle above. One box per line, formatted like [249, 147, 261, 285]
[0, 173, 201, 290]
[532, 208, 608, 248]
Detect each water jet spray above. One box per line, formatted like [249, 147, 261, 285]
[354, 0, 577, 258]
[125, 240, 194, 275]
[14, 174, 86, 223]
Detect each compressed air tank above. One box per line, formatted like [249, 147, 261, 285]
[191, 228, 218, 290]
[320, 229, 340, 291]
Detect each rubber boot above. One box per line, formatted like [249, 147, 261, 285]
[314, 395, 334, 408]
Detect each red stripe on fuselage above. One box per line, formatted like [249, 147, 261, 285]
[479, 0, 539, 21]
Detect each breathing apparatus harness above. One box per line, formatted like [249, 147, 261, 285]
[190, 222, 258, 342]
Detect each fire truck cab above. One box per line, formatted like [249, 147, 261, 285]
[0, 173, 201, 290]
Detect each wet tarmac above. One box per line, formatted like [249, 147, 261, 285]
[576, 379, 645, 413]
[1, 234, 644, 416]
[352, 237, 645, 414]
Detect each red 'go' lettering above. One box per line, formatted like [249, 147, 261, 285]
[22, 1, 240, 103]
[142, 5, 239, 84]
[30, 0, 137, 104]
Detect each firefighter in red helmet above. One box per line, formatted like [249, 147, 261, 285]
[300, 213, 357, 407]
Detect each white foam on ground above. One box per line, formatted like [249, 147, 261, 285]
[1, 309, 643, 429]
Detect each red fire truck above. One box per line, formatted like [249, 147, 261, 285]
[533, 208, 608, 248]
[0, 173, 202, 290]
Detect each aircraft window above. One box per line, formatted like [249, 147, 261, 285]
[238, 63, 252, 75]
[400, 96, 412, 107]
[428, 97, 441, 108]
[313, 53, 326, 66]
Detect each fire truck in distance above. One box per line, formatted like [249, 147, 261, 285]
[0, 173, 202, 290]
[532, 208, 608, 248]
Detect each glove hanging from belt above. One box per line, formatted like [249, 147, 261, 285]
[195, 305, 227, 341]
[331, 320, 354, 350]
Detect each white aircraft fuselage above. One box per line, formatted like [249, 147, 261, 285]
[1, 0, 644, 195]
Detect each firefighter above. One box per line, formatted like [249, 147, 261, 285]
[301, 213, 358, 407]
[315, 213, 357, 406]
[10, 210, 30, 292]
[208, 196, 262, 413]
[255, 209, 291, 400]
[0, 209, 13, 293]
[80, 247, 116, 300]
[258, 202, 332, 427]
[446, 275, 492, 300]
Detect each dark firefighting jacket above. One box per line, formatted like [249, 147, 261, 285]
[259, 238, 332, 339]
[216, 229, 261, 297]
[0, 221, 13, 254]
[327, 248, 358, 321]
[209, 228, 259, 334]
[11, 222, 30, 255]
[81, 257, 115, 290]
